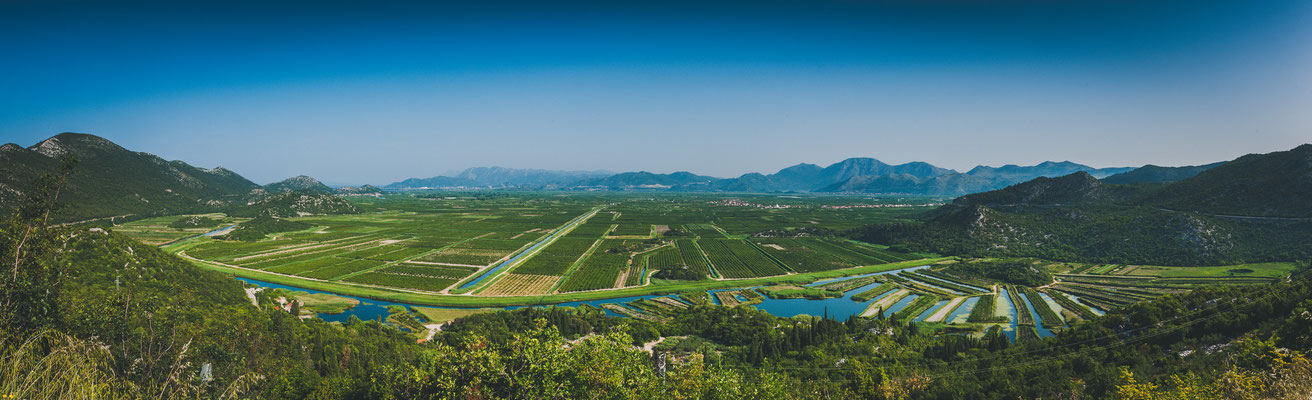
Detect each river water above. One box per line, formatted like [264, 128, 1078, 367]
[237, 263, 1053, 341]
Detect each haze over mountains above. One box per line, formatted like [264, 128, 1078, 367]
[4, 132, 1300, 224]
[387, 157, 1136, 195]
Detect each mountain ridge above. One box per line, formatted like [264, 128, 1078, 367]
[848, 143, 1312, 266]
[0, 133, 358, 221]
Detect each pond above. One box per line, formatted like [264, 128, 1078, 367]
[238, 277, 404, 324]
[237, 264, 935, 323]
[202, 225, 237, 237]
[705, 265, 932, 319]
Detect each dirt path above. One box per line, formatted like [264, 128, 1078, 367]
[862, 289, 909, 317]
[641, 335, 686, 353]
[924, 297, 964, 323]
[421, 323, 443, 342]
[244, 287, 262, 307]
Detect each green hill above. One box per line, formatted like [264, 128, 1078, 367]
[850, 144, 1312, 265]
[229, 190, 360, 218]
[263, 175, 333, 193]
[1146, 144, 1312, 217]
[215, 215, 312, 241]
[0, 133, 363, 222]
[1102, 162, 1225, 184]
[0, 133, 259, 221]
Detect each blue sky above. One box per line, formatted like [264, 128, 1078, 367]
[2, 0, 1310, 185]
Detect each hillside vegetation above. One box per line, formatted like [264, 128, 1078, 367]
[850, 144, 1312, 266]
[0, 133, 360, 222]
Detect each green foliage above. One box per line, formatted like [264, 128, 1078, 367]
[756, 285, 843, 300]
[967, 295, 1004, 323]
[0, 133, 257, 222]
[945, 260, 1053, 287]
[850, 147, 1312, 266]
[215, 215, 311, 242]
[0, 156, 76, 340]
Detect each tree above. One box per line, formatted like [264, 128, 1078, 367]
[1, 155, 77, 340]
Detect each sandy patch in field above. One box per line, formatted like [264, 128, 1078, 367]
[925, 297, 965, 323]
[379, 239, 403, 245]
[480, 274, 560, 296]
[653, 225, 671, 234]
[762, 244, 786, 250]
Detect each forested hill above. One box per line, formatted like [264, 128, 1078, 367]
[1101, 161, 1224, 184]
[1145, 144, 1312, 218]
[0, 133, 359, 221]
[0, 133, 259, 221]
[850, 143, 1312, 266]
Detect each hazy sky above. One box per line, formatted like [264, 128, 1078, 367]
[2, 0, 1310, 185]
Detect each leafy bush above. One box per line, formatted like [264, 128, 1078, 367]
[945, 260, 1053, 287]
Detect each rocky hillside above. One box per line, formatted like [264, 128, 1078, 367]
[231, 191, 360, 218]
[0, 133, 259, 221]
[263, 175, 333, 193]
[0, 133, 360, 221]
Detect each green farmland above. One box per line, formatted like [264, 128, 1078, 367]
[142, 192, 941, 305]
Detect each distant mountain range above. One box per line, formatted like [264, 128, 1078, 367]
[385, 167, 613, 189]
[384, 157, 1135, 196]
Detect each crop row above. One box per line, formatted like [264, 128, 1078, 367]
[231, 235, 383, 265]
[388, 264, 478, 280]
[343, 272, 458, 292]
[852, 283, 899, 302]
[682, 224, 725, 238]
[917, 269, 993, 291]
[813, 275, 882, 293]
[557, 240, 631, 292]
[1040, 289, 1097, 320]
[699, 239, 788, 278]
[623, 256, 646, 287]
[797, 239, 896, 266]
[300, 259, 381, 280]
[480, 274, 559, 296]
[901, 271, 984, 295]
[514, 238, 596, 276]
[1007, 286, 1035, 326]
[673, 240, 713, 276]
[1021, 287, 1064, 329]
[892, 294, 940, 321]
[188, 238, 307, 260]
[967, 295, 1000, 323]
[752, 239, 851, 272]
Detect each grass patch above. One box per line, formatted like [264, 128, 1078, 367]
[1126, 262, 1297, 279]
[756, 285, 842, 300]
[275, 289, 360, 314]
[412, 307, 499, 324]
